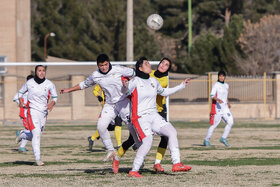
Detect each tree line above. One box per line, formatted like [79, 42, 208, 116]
[31, 0, 280, 75]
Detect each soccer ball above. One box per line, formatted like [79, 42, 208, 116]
[147, 14, 164, 30]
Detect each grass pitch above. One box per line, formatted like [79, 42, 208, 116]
[0, 120, 279, 186]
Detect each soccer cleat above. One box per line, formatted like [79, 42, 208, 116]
[103, 150, 115, 162]
[112, 157, 119, 174]
[153, 163, 164, 173]
[220, 137, 230, 147]
[203, 139, 211, 147]
[35, 160, 45, 166]
[172, 163, 192, 172]
[15, 130, 23, 144]
[129, 170, 143, 178]
[88, 136, 94, 151]
[18, 147, 28, 152]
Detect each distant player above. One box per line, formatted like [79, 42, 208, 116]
[18, 65, 57, 166]
[60, 54, 139, 162]
[203, 70, 234, 147]
[123, 57, 192, 177]
[14, 74, 34, 152]
[88, 84, 122, 151]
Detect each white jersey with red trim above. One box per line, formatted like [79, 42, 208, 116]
[18, 79, 58, 114]
[210, 82, 229, 114]
[79, 65, 134, 104]
[127, 76, 185, 116]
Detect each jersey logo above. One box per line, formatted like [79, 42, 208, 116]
[151, 83, 155, 88]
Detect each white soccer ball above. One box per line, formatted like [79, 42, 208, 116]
[147, 14, 164, 30]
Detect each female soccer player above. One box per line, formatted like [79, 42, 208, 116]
[125, 57, 192, 177]
[112, 58, 173, 173]
[18, 65, 58, 166]
[203, 70, 234, 147]
[14, 74, 34, 152]
[60, 54, 139, 162]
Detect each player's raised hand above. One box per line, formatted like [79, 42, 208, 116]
[184, 78, 191, 85]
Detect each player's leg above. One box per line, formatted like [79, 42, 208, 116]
[30, 109, 46, 166]
[114, 116, 122, 148]
[153, 136, 168, 172]
[204, 114, 222, 146]
[154, 115, 191, 172]
[129, 135, 153, 177]
[220, 112, 234, 147]
[97, 104, 116, 161]
[154, 110, 168, 172]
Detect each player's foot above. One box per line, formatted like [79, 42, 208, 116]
[103, 150, 115, 162]
[203, 139, 211, 147]
[88, 136, 94, 151]
[15, 130, 23, 144]
[112, 157, 119, 174]
[35, 160, 45, 166]
[220, 137, 230, 147]
[18, 147, 28, 152]
[153, 163, 164, 173]
[129, 170, 143, 178]
[172, 163, 192, 172]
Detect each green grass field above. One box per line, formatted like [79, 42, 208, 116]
[0, 120, 279, 186]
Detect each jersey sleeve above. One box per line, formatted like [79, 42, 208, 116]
[79, 74, 96, 90]
[118, 66, 135, 77]
[18, 82, 28, 98]
[13, 92, 20, 104]
[210, 83, 217, 99]
[126, 78, 137, 95]
[157, 80, 185, 97]
[49, 82, 58, 103]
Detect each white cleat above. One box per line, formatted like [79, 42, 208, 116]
[103, 150, 115, 162]
[15, 130, 23, 144]
[35, 160, 45, 166]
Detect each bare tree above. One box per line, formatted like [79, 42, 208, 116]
[235, 15, 280, 75]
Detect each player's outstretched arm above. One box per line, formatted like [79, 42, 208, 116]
[60, 84, 81, 94]
[159, 78, 190, 97]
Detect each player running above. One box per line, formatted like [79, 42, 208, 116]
[124, 57, 192, 177]
[112, 57, 173, 173]
[14, 74, 34, 153]
[203, 70, 234, 147]
[88, 84, 122, 151]
[60, 54, 139, 162]
[17, 65, 57, 166]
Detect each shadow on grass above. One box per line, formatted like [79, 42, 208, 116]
[83, 167, 175, 176]
[88, 149, 106, 153]
[2, 161, 34, 166]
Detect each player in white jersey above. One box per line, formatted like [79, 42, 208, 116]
[14, 74, 34, 152]
[123, 57, 192, 178]
[203, 70, 234, 147]
[18, 65, 58, 166]
[60, 54, 139, 162]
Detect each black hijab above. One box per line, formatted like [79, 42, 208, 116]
[34, 65, 46, 84]
[154, 57, 172, 78]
